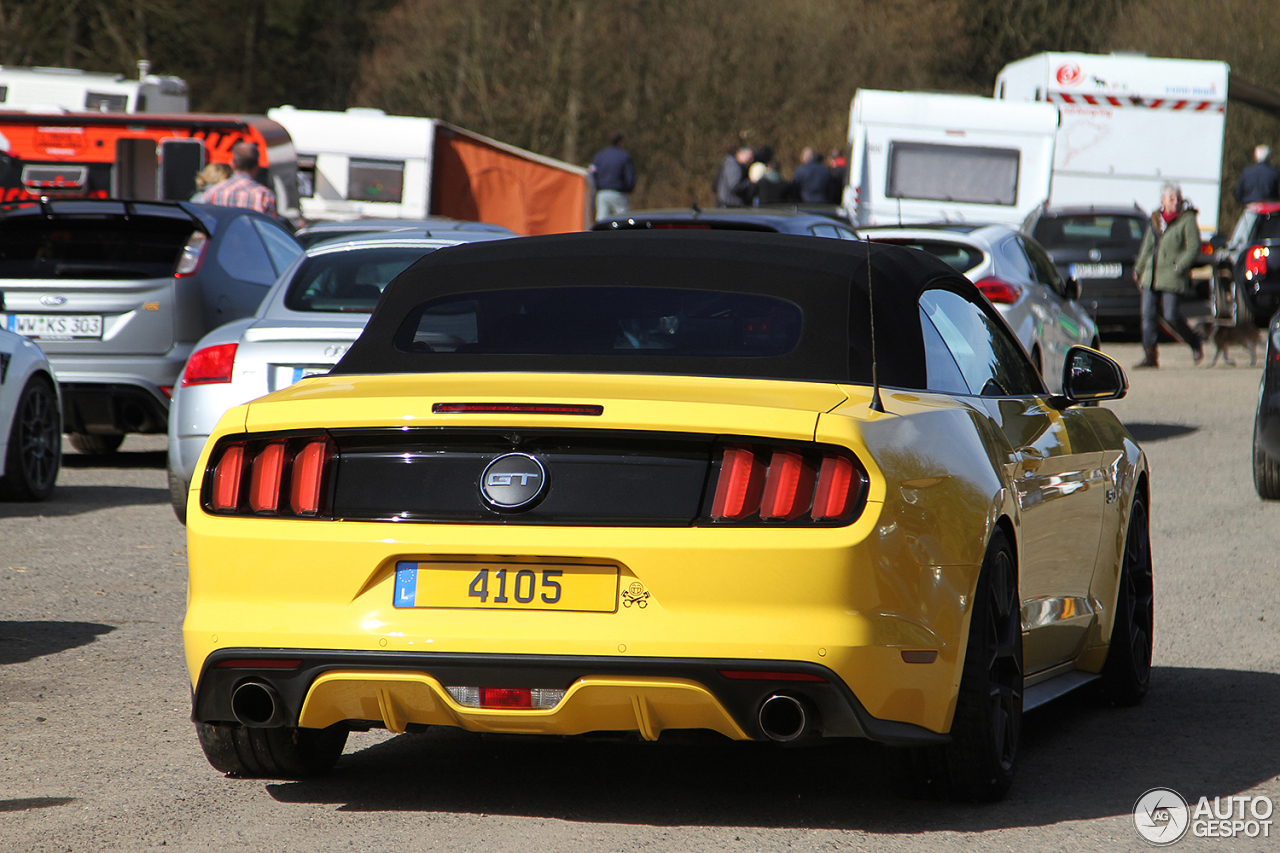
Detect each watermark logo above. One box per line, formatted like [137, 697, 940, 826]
[1134, 788, 1190, 845]
[1134, 789, 1275, 843]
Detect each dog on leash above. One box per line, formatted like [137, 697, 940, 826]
[1195, 320, 1262, 367]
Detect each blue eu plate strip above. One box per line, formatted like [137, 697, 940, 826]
[393, 561, 418, 608]
[291, 367, 305, 385]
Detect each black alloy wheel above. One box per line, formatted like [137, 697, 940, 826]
[0, 377, 61, 501]
[1254, 418, 1280, 500]
[941, 528, 1023, 800]
[1100, 493, 1154, 704]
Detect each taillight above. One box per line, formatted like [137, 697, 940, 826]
[203, 434, 335, 518]
[175, 231, 209, 277]
[1246, 245, 1270, 281]
[706, 443, 867, 525]
[182, 343, 238, 387]
[975, 277, 1023, 305]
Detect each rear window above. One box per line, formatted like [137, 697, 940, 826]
[887, 142, 1020, 206]
[284, 247, 429, 313]
[874, 239, 984, 275]
[1254, 213, 1280, 241]
[1033, 214, 1145, 248]
[0, 218, 192, 279]
[396, 287, 803, 357]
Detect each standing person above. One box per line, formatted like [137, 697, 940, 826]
[826, 148, 848, 203]
[201, 141, 277, 217]
[590, 131, 636, 221]
[1133, 182, 1204, 368]
[751, 161, 790, 205]
[1235, 144, 1280, 204]
[791, 147, 832, 203]
[714, 146, 753, 208]
[190, 162, 232, 203]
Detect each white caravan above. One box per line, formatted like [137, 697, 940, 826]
[995, 52, 1229, 232]
[266, 106, 590, 234]
[0, 63, 188, 113]
[842, 89, 1059, 228]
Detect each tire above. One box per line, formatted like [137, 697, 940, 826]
[1099, 493, 1154, 705]
[169, 469, 189, 525]
[69, 432, 124, 455]
[1231, 279, 1261, 329]
[891, 529, 1022, 801]
[1254, 419, 1280, 499]
[0, 376, 61, 501]
[196, 722, 347, 778]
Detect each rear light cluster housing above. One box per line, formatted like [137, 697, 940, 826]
[202, 433, 335, 518]
[706, 442, 868, 525]
[975, 277, 1023, 305]
[1246, 245, 1270, 281]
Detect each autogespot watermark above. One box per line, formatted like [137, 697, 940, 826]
[1133, 788, 1274, 844]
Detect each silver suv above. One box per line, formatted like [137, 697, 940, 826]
[0, 199, 301, 453]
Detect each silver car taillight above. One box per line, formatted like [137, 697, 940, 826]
[175, 231, 209, 278]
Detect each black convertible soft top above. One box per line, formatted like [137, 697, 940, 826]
[332, 230, 972, 387]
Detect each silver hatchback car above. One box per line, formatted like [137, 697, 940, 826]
[166, 231, 511, 521]
[862, 223, 1100, 391]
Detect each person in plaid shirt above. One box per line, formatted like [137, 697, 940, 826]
[202, 141, 277, 218]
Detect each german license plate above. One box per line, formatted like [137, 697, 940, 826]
[393, 561, 620, 612]
[272, 365, 328, 390]
[6, 313, 103, 339]
[1069, 263, 1122, 279]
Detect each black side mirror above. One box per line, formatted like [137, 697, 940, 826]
[1051, 345, 1128, 408]
[1066, 276, 1081, 300]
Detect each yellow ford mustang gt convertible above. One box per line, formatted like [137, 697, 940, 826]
[183, 231, 1151, 800]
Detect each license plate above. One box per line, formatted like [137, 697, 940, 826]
[394, 561, 620, 612]
[1069, 263, 1122, 279]
[272, 365, 328, 390]
[6, 313, 102, 339]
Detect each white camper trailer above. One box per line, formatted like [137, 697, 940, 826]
[266, 106, 591, 234]
[995, 52, 1229, 232]
[0, 63, 188, 113]
[842, 89, 1059, 228]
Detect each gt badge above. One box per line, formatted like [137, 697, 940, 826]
[621, 581, 650, 609]
[480, 453, 548, 510]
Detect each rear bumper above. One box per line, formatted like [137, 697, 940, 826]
[50, 348, 192, 434]
[192, 648, 950, 746]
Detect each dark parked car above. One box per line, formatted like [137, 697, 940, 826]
[0, 199, 301, 453]
[1023, 206, 1149, 332]
[593, 207, 860, 239]
[1254, 311, 1280, 498]
[1215, 201, 1280, 329]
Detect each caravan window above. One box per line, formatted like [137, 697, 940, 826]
[348, 159, 404, 204]
[886, 142, 1020, 207]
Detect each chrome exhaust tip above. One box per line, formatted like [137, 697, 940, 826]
[758, 693, 813, 742]
[231, 681, 286, 728]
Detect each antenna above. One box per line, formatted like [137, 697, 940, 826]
[864, 237, 885, 413]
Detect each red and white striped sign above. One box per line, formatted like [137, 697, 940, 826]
[1047, 92, 1223, 112]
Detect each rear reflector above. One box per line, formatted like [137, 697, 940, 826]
[445, 686, 565, 710]
[182, 342, 238, 386]
[214, 659, 302, 669]
[433, 403, 603, 415]
[718, 670, 826, 682]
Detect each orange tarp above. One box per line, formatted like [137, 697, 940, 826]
[432, 131, 587, 235]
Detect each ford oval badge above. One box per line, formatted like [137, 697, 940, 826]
[480, 453, 547, 510]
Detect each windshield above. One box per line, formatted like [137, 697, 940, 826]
[0, 218, 193, 279]
[1032, 214, 1145, 249]
[396, 287, 804, 357]
[283, 247, 431, 313]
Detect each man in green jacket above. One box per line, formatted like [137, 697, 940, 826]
[1133, 182, 1204, 368]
